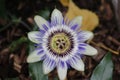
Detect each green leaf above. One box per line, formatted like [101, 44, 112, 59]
[5, 77, 19, 80]
[9, 37, 28, 52]
[28, 43, 48, 80]
[38, 9, 50, 20]
[54, 77, 59, 80]
[90, 52, 113, 80]
[0, 0, 7, 19]
[29, 62, 48, 80]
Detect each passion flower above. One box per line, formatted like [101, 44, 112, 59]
[27, 9, 98, 80]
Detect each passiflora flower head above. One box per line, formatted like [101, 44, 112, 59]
[27, 9, 98, 80]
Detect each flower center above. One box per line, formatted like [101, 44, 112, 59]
[48, 30, 74, 56]
[50, 33, 70, 54]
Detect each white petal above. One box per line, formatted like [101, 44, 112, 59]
[27, 49, 44, 63]
[70, 58, 84, 71]
[69, 16, 82, 29]
[51, 9, 63, 25]
[57, 62, 67, 80]
[43, 58, 56, 74]
[78, 31, 94, 42]
[28, 31, 42, 43]
[34, 15, 49, 30]
[82, 45, 98, 56]
[83, 31, 94, 42]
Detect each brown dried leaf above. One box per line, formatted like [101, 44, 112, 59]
[66, 1, 99, 31]
[59, 0, 69, 7]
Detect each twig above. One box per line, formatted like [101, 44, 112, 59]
[0, 22, 13, 32]
[65, 78, 68, 80]
[20, 21, 32, 31]
[90, 41, 119, 55]
[108, 36, 120, 46]
[14, 62, 21, 73]
[10, 54, 22, 73]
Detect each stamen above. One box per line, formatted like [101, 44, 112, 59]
[47, 29, 74, 57]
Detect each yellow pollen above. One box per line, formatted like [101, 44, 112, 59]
[50, 33, 71, 54]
